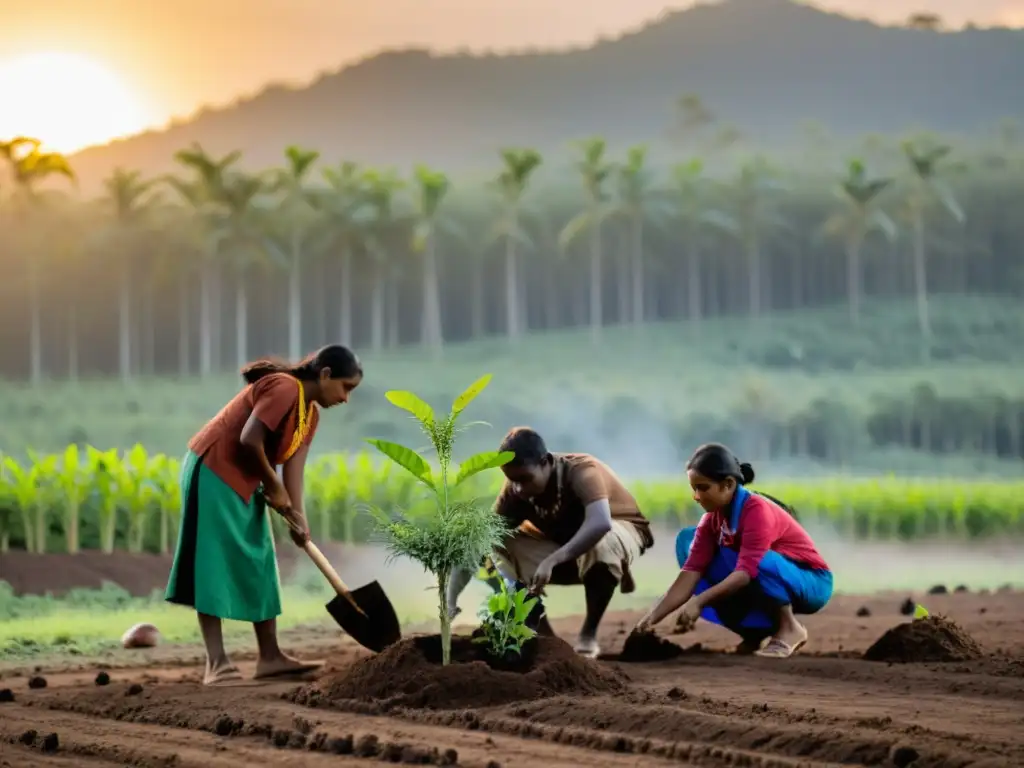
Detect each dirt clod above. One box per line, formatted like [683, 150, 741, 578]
[0, 689, 14, 703]
[954, 585, 969, 593]
[928, 584, 948, 595]
[95, 672, 110, 686]
[864, 616, 983, 663]
[293, 635, 625, 710]
[617, 630, 684, 662]
[355, 733, 380, 757]
[28, 676, 47, 689]
[856, 606, 871, 617]
[891, 745, 920, 767]
[41, 732, 59, 753]
[900, 598, 916, 616]
[328, 735, 354, 754]
[126, 683, 144, 696]
[19, 729, 37, 746]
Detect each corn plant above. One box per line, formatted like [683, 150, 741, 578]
[117, 445, 162, 553]
[364, 374, 515, 666]
[89, 447, 124, 554]
[53, 445, 92, 554]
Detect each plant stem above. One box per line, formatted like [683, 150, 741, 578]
[438, 568, 451, 666]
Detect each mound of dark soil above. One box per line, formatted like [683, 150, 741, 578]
[617, 630, 685, 662]
[292, 634, 626, 710]
[863, 616, 983, 663]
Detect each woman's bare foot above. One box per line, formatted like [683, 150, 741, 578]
[204, 658, 243, 686]
[254, 652, 324, 680]
[755, 621, 808, 659]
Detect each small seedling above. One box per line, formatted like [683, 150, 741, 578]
[473, 580, 538, 661]
[364, 374, 515, 665]
[913, 603, 930, 620]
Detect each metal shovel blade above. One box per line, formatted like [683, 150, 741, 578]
[326, 580, 402, 653]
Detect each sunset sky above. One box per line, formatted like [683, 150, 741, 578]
[2, 0, 1021, 152]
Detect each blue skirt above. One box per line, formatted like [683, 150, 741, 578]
[675, 526, 833, 638]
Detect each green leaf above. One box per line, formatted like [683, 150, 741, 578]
[385, 391, 436, 428]
[363, 438, 434, 490]
[451, 374, 493, 415]
[454, 451, 515, 487]
[913, 603, 930, 620]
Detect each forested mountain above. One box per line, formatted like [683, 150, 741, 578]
[63, 0, 1024, 188]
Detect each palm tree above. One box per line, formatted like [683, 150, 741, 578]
[168, 144, 241, 376]
[267, 146, 320, 361]
[219, 171, 271, 370]
[100, 168, 159, 382]
[559, 137, 614, 345]
[489, 148, 542, 342]
[314, 161, 369, 346]
[613, 144, 670, 329]
[410, 165, 452, 356]
[670, 158, 738, 324]
[361, 168, 406, 352]
[821, 159, 897, 325]
[902, 140, 965, 353]
[0, 137, 75, 383]
[727, 156, 787, 319]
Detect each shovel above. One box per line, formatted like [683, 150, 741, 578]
[297, 534, 402, 653]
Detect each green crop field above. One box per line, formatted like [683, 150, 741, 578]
[2, 443, 1023, 556]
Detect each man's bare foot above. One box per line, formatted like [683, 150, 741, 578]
[203, 659, 243, 686]
[574, 635, 600, 659]
[254, 652, 324, 680]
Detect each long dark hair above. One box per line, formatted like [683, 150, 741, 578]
[240, 344, 363, 385]
[686, 442, 798, 519]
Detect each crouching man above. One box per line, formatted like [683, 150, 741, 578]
[446, 426, 654, 658]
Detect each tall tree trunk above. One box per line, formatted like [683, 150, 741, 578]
[746, 234, 762, 320]
[421, 237, 443, 356]
[199, 258, 213, 377]
[847, 234, 862, 326]
[236, 275, 248, 371]
[589, 217, 603, 345]
[339, 245, 353, 344]
[178, 272, 190, 377]
[29, 257, 43, 384]
[505, 235, 520, 341]
[387, 278, 400, 348]
[119, 258, 132, 383]
[912, 208, 932, 360]
[288, 252, 302, 360]
[371, 267, 385, 352]
[630, 217, 645, 327]
[687, 239, 702, 324]
[470, 253, 484, 338]
[67, 302, 79, 384]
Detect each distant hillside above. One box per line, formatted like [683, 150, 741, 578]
[69, 0, 1023, 187]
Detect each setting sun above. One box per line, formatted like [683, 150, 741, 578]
[0, 51, 151, 154]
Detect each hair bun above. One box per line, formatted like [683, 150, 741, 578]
[739, 462, 755, 484]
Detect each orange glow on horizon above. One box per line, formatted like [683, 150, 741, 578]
[0, 50, 153, 153]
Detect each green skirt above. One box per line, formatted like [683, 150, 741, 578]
[164, 450, 282, 622]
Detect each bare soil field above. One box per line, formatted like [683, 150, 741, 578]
[2, 589, 1022, 768]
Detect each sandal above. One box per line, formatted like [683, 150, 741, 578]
[754, 637, 807, 659]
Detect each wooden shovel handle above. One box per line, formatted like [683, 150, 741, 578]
[279, 514, 368, 619]
[303, 540, 368, 617]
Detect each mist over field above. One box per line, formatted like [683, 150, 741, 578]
[2, 0, 1023, 574]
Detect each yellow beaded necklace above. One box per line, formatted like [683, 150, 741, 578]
[281, 378, 313, 463]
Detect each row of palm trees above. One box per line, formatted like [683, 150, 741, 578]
[0, 126, 1011, 384]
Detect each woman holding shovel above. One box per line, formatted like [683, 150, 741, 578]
[165, 344, 363, 685]
[634, 443, 833, 658]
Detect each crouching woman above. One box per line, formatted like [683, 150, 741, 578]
[635, 443, 833, 658]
